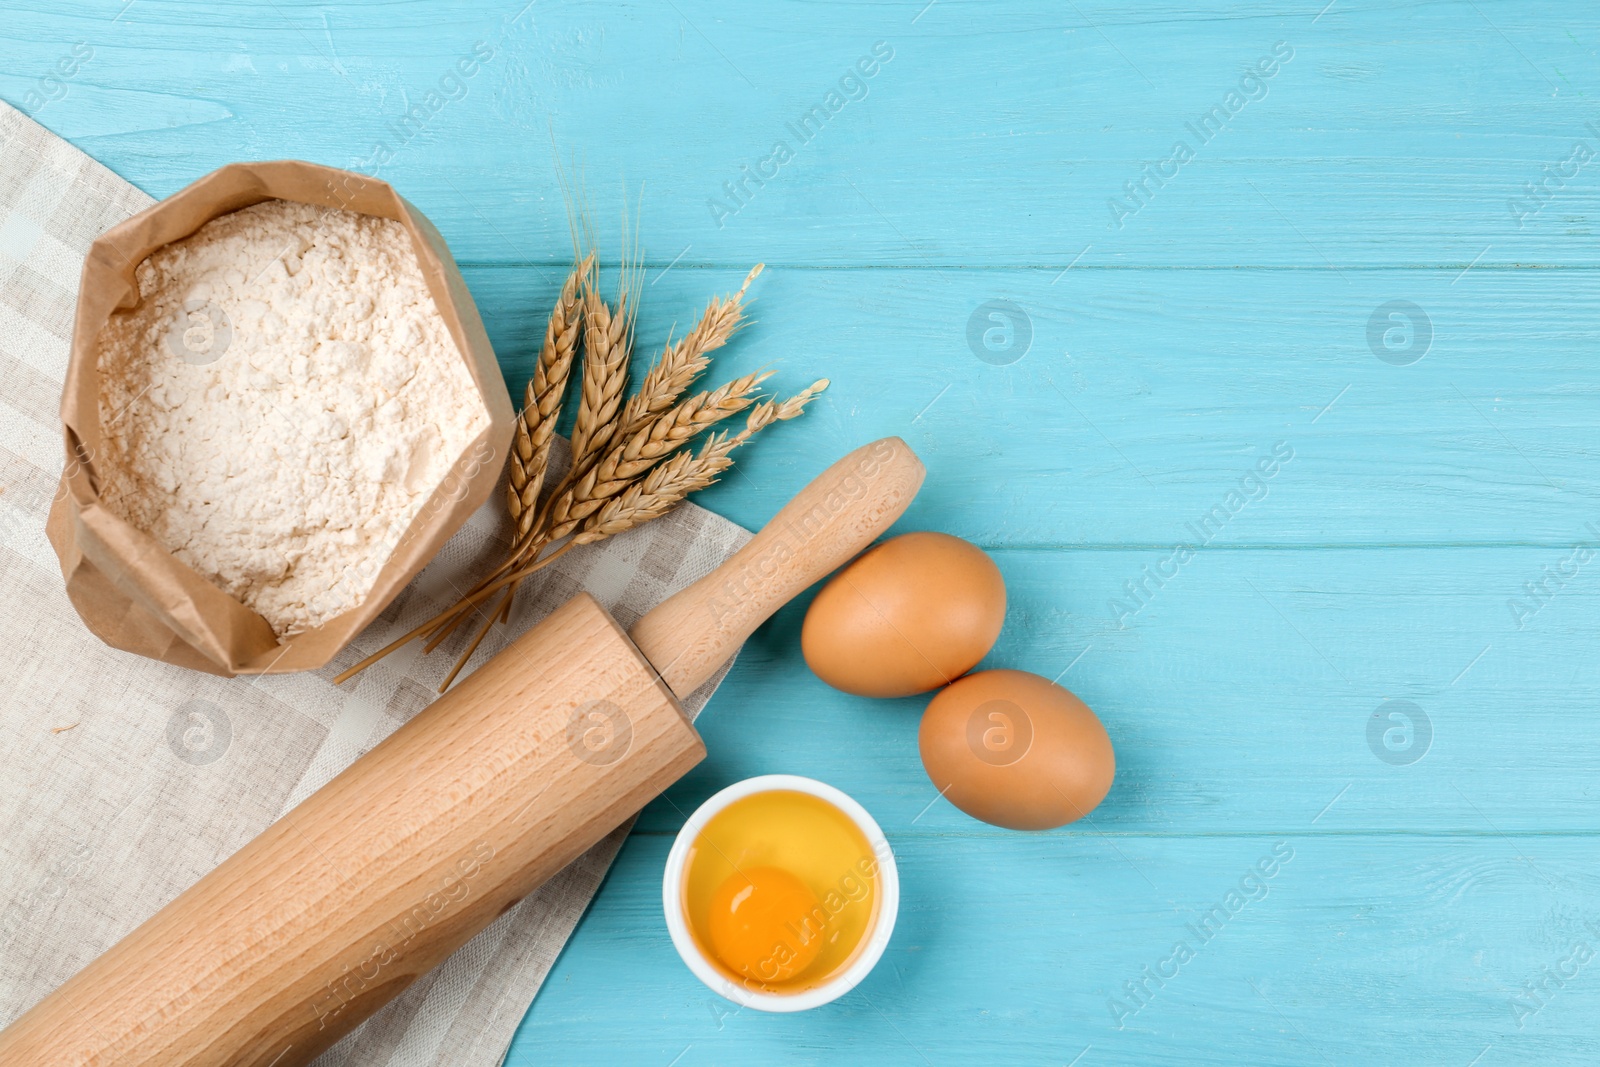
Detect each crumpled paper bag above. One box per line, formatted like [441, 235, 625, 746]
[47, 161, 514, 676]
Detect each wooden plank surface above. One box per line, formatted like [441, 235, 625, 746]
[463, 264, 1600, 545]
[522, 832, 1600, 1065]
[4, 1, 1598, 1064]
[4, 1, 1597, 267]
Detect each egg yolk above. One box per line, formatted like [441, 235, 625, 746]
[705, 867, 828, 983]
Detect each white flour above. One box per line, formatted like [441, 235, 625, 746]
[96, 199, 488, 636]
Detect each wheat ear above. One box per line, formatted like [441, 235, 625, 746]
[567, 278, 632, 479]
[331, 378, 829, 690]
[442, 253, 589, 638]
[541, 370, 772, 543]
[572, 379, 829, 546]
[440, 258, 632, 680]
[506, 253, 593, 543]
[618, 264, 763, 438]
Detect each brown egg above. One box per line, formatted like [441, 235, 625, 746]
[802, 532, 1005, 698]
[919, 669, 1114, 830]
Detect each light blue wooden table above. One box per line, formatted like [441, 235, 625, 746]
[7, 2, 1600, 1063]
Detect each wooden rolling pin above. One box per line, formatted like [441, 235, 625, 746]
[0, 437, 924, 1067]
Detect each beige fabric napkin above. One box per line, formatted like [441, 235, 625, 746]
[0, 99, 748, 1066]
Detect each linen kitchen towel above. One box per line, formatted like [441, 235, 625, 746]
[0, 98, 748, 1067]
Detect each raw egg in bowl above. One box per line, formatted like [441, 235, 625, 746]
[663, 775, 899, 1011]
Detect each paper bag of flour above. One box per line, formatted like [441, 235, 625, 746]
[46, 161, 514, 676]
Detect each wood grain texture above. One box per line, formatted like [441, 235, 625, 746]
[4, 1, 1598, 1064]
[631, 437, 925, 697]
[644, 548, 1600, 836]
[518, 832, 1600, 1065]
[0, 595, 703, 1066]
[4, 1, 1595, 267]
[464, 264, 1600, 546]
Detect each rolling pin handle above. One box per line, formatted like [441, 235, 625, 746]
[629, 436, 925, 698]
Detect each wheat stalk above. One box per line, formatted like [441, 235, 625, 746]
[429, 377, 821, 668]
[429, 379, 824, 675]
[506, 253, 593, 543]
[495, 264, 633, 578]
[329, 257, 824, 691]
[566, 277, 632, 479]
[569, 451, 712, 546]
[431, 368, 772, 677]
[438, 255, 589, 640]
[541, 370, 771, 543]
[735, 378, 830, 442]
[573, 379, 828, 545]
[618, 264, 763, 438]
[432, 259, 638, 671]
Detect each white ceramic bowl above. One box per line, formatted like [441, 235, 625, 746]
[662, 774, 899, 1012]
